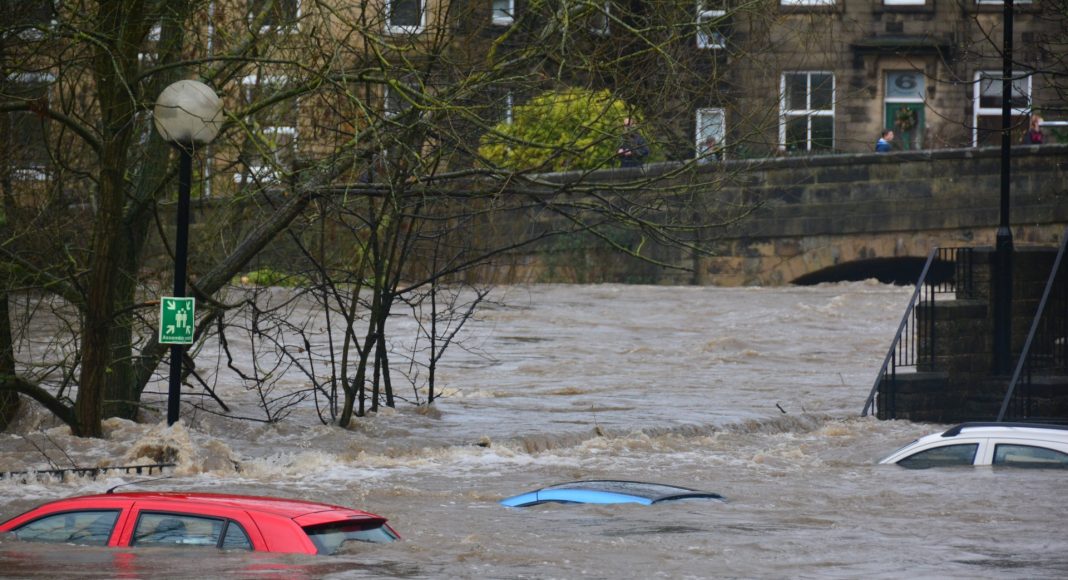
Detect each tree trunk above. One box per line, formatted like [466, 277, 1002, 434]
[102, 0, 191, 421]
[0, 292, 21, 430]
[75, 0, 142, 437]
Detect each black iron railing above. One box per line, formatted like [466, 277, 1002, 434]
[997, 227, 1068, 421]
[862, 247, 973, 418]
[1, 463, 175, 482]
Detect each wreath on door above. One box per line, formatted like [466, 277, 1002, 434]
[895, 106, 917, 132]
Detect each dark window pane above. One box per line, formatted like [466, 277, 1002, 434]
[897, 443, 978, 469]
[132, 513, 224, 547]
[248, 0, 298, 27]
[304, 521, 398, 555]
[993, 444, 1068, 468]
[785, 74, 807, 110]
[811, 116, 834, 150]
[810, 74, 834, 110]
[486, 90, 513, 125]
[221, 522, 253, 550]
[697, 12, 726, 48]
[587, 3, 609, 34]
[785, 116, 808, 151]
[4, 77, 51, 170]
[6, 0, 53, 29]
[390, 0, 421, 27]
[13, 510, 119, 546]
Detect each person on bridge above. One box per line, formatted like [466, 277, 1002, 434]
[1023, 115, 1043, 145]
[875, 129, 894, 153]
[617, 117, 650, 167]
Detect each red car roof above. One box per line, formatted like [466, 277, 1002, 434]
[43, 492, 380, 521]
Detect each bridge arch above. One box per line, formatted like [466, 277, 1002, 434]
[790, 256, 954, 286]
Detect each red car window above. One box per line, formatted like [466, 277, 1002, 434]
[221, 521, 253, 550]
[302, 521, 399, 555]
[9, 509, 119, 546]
[132, 512, 244, 549]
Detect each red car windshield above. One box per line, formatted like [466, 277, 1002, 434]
[302, 521, 398, 555]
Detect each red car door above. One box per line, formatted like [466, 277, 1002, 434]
[118, 500, 267, 551]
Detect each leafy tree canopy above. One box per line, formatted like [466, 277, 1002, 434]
[479, 88, 645, 172]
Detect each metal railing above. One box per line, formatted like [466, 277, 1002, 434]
[862, 247, 973, 418]
[1, 463, 175, 483]
[997, 227, 1068, 421]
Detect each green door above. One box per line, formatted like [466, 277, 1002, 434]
[885, 102, 925, 150]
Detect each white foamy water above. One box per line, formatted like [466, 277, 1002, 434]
[2, 283, 1066, 578]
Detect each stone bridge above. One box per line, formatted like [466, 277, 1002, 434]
[553, 144, 1068, 286]
[169, 145, 1067, 288]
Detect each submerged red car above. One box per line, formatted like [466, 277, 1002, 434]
[0, 491, 398, 555]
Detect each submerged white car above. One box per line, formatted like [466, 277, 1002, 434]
[880, 422, 1068, 469]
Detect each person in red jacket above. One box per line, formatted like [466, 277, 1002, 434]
[1023, 115, 1043, 145]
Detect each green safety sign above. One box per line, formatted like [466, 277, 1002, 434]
[159, 297, 195, 345]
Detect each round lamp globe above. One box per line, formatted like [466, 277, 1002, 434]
[153, 80, 223, 148]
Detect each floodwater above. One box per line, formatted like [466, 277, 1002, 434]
[1, 283, 1066, 578]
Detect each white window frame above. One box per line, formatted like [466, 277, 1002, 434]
[237, 74, 298, 183]
[386, 0, 425, 34]
[972, 70, 1031, 147]
[498, 91, 514, 125]
[6, 72, 55, 181]
[139, 23, 162, 67]
[8, 0, 56, 40]
[779, 71, 835, 151]
[248, 0, 301, 33]
[492, 0, 514, 26]
[696, 4, 726, 50]
[589, 1, 610, 36]
[884, 0, 924, 5]
[695, 108, 725, 161]
[780, 0, 835, 6]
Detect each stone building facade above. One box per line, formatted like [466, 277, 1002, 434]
[671, 0, 1064, 157]
[3, 1, 1063, 185]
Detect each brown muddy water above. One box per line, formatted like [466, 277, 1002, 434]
[1, 283, 1065, 578]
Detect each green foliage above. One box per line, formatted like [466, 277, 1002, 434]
[479, 88, 642, 172]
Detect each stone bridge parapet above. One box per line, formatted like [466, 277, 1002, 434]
[638, 144, 1068, 286]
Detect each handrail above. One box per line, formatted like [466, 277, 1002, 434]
[1, 463, 175, 482]
[861, 247, 939, 417]
[997, 226, 1068, 421]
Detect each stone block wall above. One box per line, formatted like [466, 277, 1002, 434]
[153, 144, 1068, 287]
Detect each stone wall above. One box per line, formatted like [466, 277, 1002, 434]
[158, 144, 1068, 287]
[685, 144, 1068, 285]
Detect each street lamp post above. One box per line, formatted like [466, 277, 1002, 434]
[993, 0, 1014, 375]
[153, 80, 223, 425]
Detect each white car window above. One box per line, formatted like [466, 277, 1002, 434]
[993, 444, 1068, 468]
[897, 443, 978, 469]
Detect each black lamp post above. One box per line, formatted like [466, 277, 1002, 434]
[153, 80, 223, 425]
[993, 0, 1015, 375]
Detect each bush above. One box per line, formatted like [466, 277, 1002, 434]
[479, 88, 644, 172]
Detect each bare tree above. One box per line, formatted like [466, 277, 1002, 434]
[1, 0, 773, 436]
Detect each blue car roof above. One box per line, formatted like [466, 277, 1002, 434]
[499, 480, 725, 507]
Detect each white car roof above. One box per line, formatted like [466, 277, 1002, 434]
[880, 422, 1068, 465]
[938, 422, 1068, 441]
